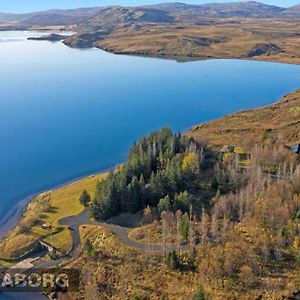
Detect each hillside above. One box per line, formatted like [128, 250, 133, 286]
[3, 1, 300, 26]
[62, 2, 300, 64]
[2, 2, 300, 63]
[280, 4, 300, 18]
[57, 110, 300, 300]
[146, 1, 286, 20]
[187, 88, 300, 148]
[77, 19, 300, 64]
[70, 1, 300, 37]
[0, 7, 103, 26]
[76, 6, 174, 32]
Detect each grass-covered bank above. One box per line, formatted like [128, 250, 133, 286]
[0, 173, 106, 264]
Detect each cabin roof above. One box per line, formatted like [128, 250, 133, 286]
[220, 145, 235, 153]
[291, 144, 300, 153]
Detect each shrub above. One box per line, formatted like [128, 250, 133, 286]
[166, 250, 180, 270]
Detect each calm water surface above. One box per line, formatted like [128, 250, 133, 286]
[0, 30, 300, 225]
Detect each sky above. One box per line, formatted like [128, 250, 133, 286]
[0, 0, 299, 13]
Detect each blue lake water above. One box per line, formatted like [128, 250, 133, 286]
[0, 30, 300, 226]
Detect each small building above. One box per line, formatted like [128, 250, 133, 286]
[41, 222, 52, 230]
[220, 145, 235, 153]
[291, 144, 300, 154]
[219, 145, 251, 165]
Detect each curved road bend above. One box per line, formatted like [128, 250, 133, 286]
[60, 209, 175, 255]
[34, 209, 189, 268]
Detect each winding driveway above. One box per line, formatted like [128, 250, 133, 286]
[33, 209, 189, 268]
[60, 209, 187, 257]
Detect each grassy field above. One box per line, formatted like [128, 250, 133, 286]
[0, 173, 106, 263]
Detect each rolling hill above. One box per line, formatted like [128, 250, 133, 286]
[0, 7, 103, 26]
[1, 1, 300, 27]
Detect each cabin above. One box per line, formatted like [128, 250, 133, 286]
[290, 144, 300, 154]
[220, 145, 235, 153]
[219, 145, 251, 166]
[41, 222, 52, 230]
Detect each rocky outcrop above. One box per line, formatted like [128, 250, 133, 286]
[63, 31, 108, 48]
[248, 43, 283, 57]
[28, 33, 66, 42]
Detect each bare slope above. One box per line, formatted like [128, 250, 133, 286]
[187, 89, 300, 147]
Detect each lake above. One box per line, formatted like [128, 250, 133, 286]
[0, 30, 300, 232]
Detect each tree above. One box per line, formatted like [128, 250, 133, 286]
[182, 152, 201, 176]
[158, 195, 171, 213]
[166, 250, 180, 270]
[161, 211, 168, 254]
[239, 265, 256, 288]
[90, 175, 120, 220]
[83, 239, 95, 257]
[174, 191, 192, 212]
[79, 190, 91, 207]
[127, 176, 141, 213]
[176, 210, 182, 253]
[143, 205, 152, 224]
[180, 213, 189, 242]
[188, 247, 197, 271]
[200, 207, 210, 244]
[210, 211, 219, 240]
[192, 286, 207, 300]
[139, 174, 146, 208]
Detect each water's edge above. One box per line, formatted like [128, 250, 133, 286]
[0, 167, 111, 241]
[1, 84, 300, 241]
[1, 31, 300, 243]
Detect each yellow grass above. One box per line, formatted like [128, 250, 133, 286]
[0, 173, 107, 259]
[30, 173, 107, 249]
[187, 89, 300, 147]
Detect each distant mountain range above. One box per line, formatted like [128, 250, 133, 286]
[0, 7, 103, 26]
[1, 1, 300, 28]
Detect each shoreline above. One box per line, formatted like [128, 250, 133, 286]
[1, 29, 300, 66]
[0, 168, 111, 241]
[1, 86, 299, 242]
[1, 88, 298, 242]
[0, 30, 299, 243]
[92, 43, 300, 66]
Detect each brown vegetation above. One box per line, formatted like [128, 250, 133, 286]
[187, 88, 300, 148]
[88, 19, 300, 64]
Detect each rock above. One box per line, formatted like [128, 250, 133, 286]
[248, 43, 283, 57]
[28, 33, 66, 42]
[63, 31, 108, 48]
